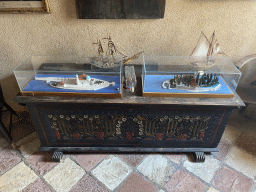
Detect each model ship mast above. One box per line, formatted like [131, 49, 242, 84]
[103, 35, 128, 59]
[92, 39, 104, 61]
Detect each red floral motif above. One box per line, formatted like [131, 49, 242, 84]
[54, 131, 61, 140]
[179, 134, 187, 141]
[155, 133, 164, 140]
[198, 131, 205, 140]
[96, 132, 105, 140]
[72, 133, 82, 139]
[126, 132, 134, 140]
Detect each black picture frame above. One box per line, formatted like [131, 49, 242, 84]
[76, 0, 166, 19]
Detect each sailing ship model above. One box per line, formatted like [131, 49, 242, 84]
[189, 31, 226, 70]
[92, 35, 143, 68]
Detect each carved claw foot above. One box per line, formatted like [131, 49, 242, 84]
[52, 151, 63, 162]
[193, 152, 205, 163]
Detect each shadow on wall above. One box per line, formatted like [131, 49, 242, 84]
[0, 74, 24, 111]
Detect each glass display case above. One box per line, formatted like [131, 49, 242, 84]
[14, 55, 123, 98]
[142, 56, 241, 98]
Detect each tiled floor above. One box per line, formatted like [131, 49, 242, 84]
[0, 110, 256, 192]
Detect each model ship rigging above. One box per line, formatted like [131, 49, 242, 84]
[190, 31, 226, 70]
[92, 35, 143, 68]
[162, 73, 221, 92]
[35, 74, 115, 91]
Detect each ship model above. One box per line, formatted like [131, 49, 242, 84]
[189, 31, 226, 70]
[35, 74, 115, 91]
[91, 35, 143, 68]
[162, 73, 221, 92]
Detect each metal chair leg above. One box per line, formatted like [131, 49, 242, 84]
[0, 121, 12, 143]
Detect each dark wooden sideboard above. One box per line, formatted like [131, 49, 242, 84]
[14, 66, 245, 162]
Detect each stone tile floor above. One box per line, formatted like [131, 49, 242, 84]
[0, 110, 256, 192]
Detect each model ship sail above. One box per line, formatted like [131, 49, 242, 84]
[191, 32, 210, 58]
[190, 31, 225, 69]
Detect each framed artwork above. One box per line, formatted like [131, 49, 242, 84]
[0, 0, 49, 13]
[76, 0, 165, 19]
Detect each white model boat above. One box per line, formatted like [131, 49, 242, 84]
[190, 31, 225, 70]
[35, 74, 115, 91]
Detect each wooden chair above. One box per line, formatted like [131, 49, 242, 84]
[0, 84, 18, 143]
